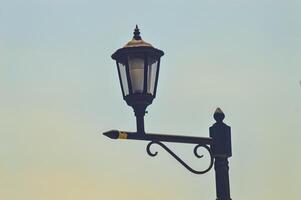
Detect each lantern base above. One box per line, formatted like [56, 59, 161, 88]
[124, 94, 154, 134]
[124, 94, 154, 107]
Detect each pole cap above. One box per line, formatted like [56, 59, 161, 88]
[213, 107, 225, 123]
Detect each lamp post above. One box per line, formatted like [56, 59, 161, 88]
[103, 26, 232, 200]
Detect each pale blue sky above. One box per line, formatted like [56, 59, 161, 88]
[0, 0, 300, 199]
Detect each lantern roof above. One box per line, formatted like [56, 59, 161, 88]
[123, 25, 153, 48]
[112, 25, 164, 61]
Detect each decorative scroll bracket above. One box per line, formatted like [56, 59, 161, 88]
[146, 141, 214, 175]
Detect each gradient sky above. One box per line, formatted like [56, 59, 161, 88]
[1, 0, 301, 199]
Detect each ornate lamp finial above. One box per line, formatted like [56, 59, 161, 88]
[213, 107, 225, 123]
[133, 25, 142, 40]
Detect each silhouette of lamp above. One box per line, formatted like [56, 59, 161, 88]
[111, 25, 164, 134]
[103, 26, 232, 200]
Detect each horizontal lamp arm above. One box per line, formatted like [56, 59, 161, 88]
[103, 130, 213, 145]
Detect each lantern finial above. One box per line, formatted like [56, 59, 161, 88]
[133, 25, 142, 40]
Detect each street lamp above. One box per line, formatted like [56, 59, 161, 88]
[111, 25, 164, 133]
[103, 26, 232, 200]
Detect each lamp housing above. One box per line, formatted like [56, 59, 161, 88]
[111, 26, 164, 109]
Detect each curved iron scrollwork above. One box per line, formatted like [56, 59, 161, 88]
[146, 141, 213, 175]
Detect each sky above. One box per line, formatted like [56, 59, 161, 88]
[0, 0, 300, 199]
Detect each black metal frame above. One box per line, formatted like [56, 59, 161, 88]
[103, 109, 232, 200]
[113, 47, 163, 101]
[147, 141, 214, 175]
[103, 130, 214, 174]
[105, 26, 232, 200]
[111, 28, 164, 134]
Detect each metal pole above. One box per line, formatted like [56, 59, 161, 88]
[133, 105, 146, 134]
[135, 113, 144, 133]
[103, 130, 213, 144]
[214, 157, 231, 200]
[210, 108, 232, 200]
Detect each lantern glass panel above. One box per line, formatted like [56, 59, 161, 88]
[147, 56, 158, 95]
[128, 55, 145, 94]
[117, 62, 129, 96]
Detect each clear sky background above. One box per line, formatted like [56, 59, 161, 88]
[0, 0, 300, 199]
